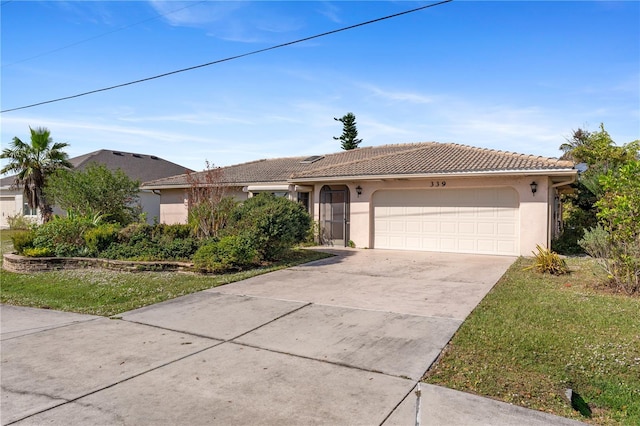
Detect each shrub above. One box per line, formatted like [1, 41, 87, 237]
[158, 237, 201, 260]
[99, 242, 140, 260]
[229, 194, 311, 261]
[45, 163, 140, 226]
[524, 245, 568, 275]
[32, 215, 97, 257]
[6, 214, 37, 230]
[84, 223, 121, 256]
[578, 225, 610, 260]
[596, 160, 640, 245]
[302, 220, 320, 246]
[118, 222, 153, 244]
[11, 231, 36, 255]
[580, 226, 640, 294]
[193, 235, 259, 273]
[99, 223, 200, 261]
[590, 160, 640, 294]
[152, 223, 192, 240]
[22, 247, 53, 257]
[188, 196, 238, 239]
[185, 163, 236, 238]
[551, 227, 585, 255]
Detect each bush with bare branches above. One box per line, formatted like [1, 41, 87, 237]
[185, 161, 237, 239]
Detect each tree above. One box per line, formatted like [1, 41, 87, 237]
[596, 160, 640, 245]
[334, 112, 362, 150]
[0, 127, 72, 222]
[554, 123, 639, 253]
[45, 163, 140, 226]
[580, 160, 640, 294]
[560, 123, 639, 178]
[185, 161, 237, 238]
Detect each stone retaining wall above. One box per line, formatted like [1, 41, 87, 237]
[3, 253, 194, 274]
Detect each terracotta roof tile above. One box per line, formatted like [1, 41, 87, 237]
[292, 143, 574, 179]
[141, 142, 575, 188]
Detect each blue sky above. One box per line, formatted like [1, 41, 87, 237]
[1, 1, 639, 172]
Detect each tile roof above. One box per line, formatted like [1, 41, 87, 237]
[1, 150, 193, 189]
[71, 150, 193, 182]
[291, 143, 575, 179]
[141, 142, 575, 188]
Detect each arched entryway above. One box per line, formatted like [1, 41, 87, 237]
[319, 185, 350, 247]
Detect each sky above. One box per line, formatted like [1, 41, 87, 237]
[1, 0, 639, 173]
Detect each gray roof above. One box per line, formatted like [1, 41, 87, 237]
[0, 175, 15, 188]
[70, 150, 193, 182]
[141, 142, 575, 189]
[1, 150, 193, 188]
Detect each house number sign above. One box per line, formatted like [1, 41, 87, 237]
[430, 181, 447, 187]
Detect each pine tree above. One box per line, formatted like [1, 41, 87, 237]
[334, 112, 362, 150]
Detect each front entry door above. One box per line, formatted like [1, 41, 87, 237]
[319, 185, 350, 247]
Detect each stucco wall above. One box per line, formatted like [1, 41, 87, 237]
[156, 176, 558, 257]
[138, 190, 161, 224]
[158, 187, 248, 225]
[310, 175, 552, 256]
[159, 189, 189, 225]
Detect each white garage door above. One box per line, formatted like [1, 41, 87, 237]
[1, 196, 17, 228]
[373, 187, 519, 255]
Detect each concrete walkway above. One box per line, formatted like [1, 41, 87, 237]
[1, 249, 585, 425]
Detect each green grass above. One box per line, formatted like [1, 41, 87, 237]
[0, 246, 331, 316]
[1, 229, 22, 255]
[424, 257, 640, 425]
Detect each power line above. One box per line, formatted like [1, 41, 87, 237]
[1, 1, 207, 68]
[1, 0, 453, 114]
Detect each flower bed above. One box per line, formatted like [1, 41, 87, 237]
[3, 253, 193, 274]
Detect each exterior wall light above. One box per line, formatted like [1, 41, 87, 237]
[530, 181, 538, 196]
[355, 185, 363, 197]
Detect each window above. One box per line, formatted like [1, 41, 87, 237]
[250, 191, 288, 198]
[23, 202, 37, 216]
[297, 192, 310, 212]
[300, 155, 324, 164]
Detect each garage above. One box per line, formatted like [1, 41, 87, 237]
[0, 196, 17, 228]
[373, 187, 519, 255]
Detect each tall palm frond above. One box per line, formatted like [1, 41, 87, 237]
[0, 127, 72, 222]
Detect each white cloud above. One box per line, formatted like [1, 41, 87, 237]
[117, 112, 253, 126]
[148, 1, 244, 27]
[317, 2, 342, 24]
[432, 102, 572, 157]
[359, 118, 416, 139]
[1, 114, 212, 160]
[339, 80, 576, 157]
[361, 84, 435, 105]
[148, 1, 306, 43]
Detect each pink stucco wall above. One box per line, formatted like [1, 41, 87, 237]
[309, 175, 559, 256]
[158, 174, 571, 257]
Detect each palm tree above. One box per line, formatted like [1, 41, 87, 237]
[1, 127, 72, 222]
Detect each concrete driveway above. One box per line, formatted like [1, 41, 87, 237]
[1, 249, 584, 425]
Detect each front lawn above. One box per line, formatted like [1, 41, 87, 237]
[424, 257, 640, 425]
[1, 229, 20, 255]
[0, 248, 330, 316]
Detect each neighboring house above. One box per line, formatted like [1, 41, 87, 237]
[0, 149, 193, 227]
[141, 142, 577, 257]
